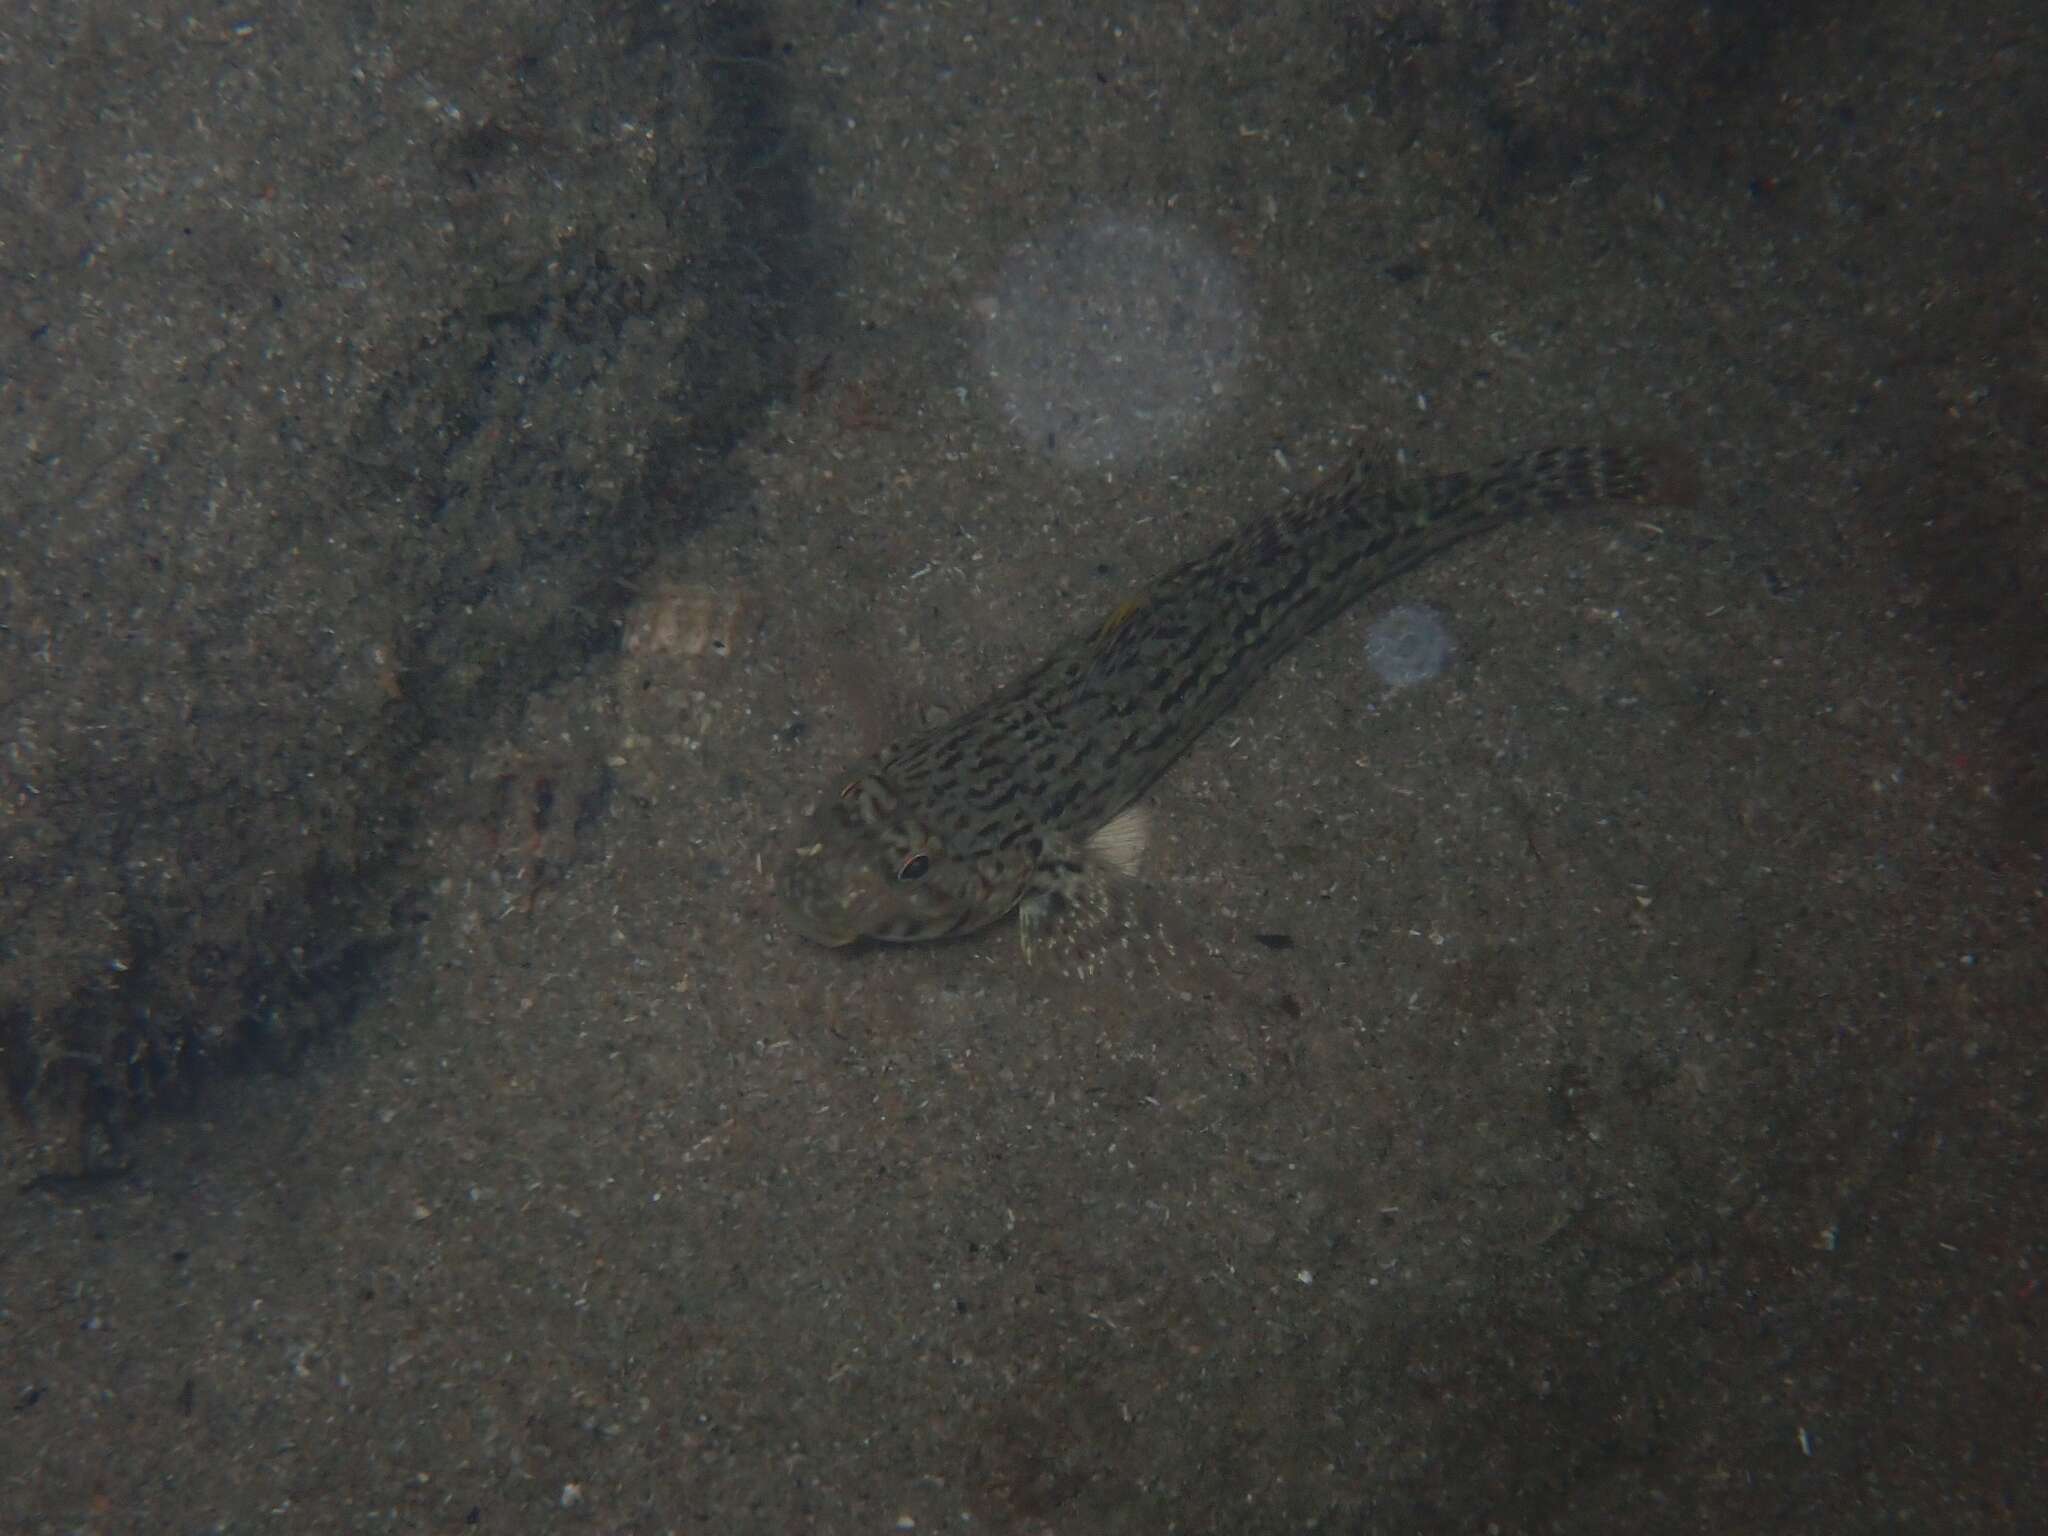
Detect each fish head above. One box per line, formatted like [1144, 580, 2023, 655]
[777, 767, 1016, 947]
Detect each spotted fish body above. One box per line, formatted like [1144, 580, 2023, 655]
[779, 441, 1694, 970]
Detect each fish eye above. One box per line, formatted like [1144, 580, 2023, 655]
[898, 853, 930, 881]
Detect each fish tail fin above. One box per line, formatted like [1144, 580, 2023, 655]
[1613, 439, 1700, 509]
[1463, 442, 1699, 525]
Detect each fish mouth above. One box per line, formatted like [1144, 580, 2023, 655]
[774, 853, 865, 948]
[777, 896, 862, 949]
[792, 921, 860, 949]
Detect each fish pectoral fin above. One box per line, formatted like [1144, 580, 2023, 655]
[1017, 831, 1153, 981]
[1084, 803, 1151, 877]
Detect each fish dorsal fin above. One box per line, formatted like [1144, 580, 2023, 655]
[1091, 593, 1150, 656]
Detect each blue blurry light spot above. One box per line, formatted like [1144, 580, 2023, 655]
[1365, 604, 1454, 688]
